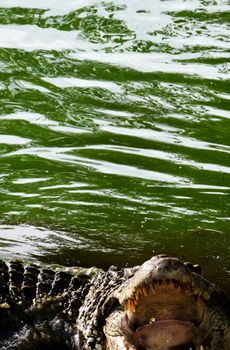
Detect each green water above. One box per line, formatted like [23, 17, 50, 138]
[0, 0, 229, 294]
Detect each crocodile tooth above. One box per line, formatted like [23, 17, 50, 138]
[134, 290, 139, 301]
[126, 301, 130, 310]
[149, 283, 155, 294]
[138, 287, 143, 296]
[142, 286, 148, 297]
[203, 291, 210, 301]
[195, 288, 202, 296]
[129, 299, 136, 313]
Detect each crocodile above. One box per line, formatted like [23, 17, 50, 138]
[0, 254, 229, 350]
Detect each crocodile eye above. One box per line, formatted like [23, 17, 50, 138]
[184, 262, 202, 275]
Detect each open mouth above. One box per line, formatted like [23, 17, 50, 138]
[121, 277, 209, 349]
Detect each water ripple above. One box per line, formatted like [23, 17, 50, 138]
[4, 146, 190, 184]
[0, 134, 31, 145]
[69, 52, 230, 79]
[97, 124, 230, 154]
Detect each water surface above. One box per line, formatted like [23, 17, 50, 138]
[0, 0, 229, 295]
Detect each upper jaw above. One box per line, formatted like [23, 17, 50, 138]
[118, 256, 212, 305]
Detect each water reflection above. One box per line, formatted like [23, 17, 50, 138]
[0, 224, 89, 260]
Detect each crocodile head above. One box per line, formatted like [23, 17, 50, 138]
[108, 254, 229, 350]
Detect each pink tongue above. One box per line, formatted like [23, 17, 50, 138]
[133, 319, 196, 348]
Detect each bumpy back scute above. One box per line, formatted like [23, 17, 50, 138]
[0, 260, 9, 303]
[36, 269, 55, 296]
[1, 262, 78, 311]
[9, 261, 25, 302]
[49, 271, 72, 296]
[21, 266, 40, 304]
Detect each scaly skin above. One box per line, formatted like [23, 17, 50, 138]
[0, 255, 229, 350]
